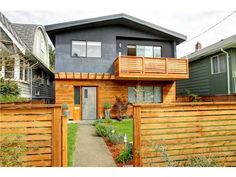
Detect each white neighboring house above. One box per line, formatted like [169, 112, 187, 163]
[0, 12, 54, 102]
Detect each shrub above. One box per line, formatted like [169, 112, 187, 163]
[93, 118, 113, 126]
[0, 136, 27, 167]
[95, 124, 114, 137]
[107, 133, 123, 145]
[116, 143, 133, 164]
[112, 95, 130, 119]
[0, 95, 27, 103]
[182, 155, 219, 167]
[0, 78, 20, 96]
[103, 102, 111, 109]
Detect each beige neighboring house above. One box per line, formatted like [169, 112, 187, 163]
[0, 12, 54, 102]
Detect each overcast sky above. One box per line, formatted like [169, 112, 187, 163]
[1, 0, 236, 57]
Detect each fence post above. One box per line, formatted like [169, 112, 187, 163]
[133, 105, 141, 167]
[52, 106, 62, 167]
[61, 114, 68, 167]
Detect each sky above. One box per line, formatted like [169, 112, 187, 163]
[1, 0, 236, 57]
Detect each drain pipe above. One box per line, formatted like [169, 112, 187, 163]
[30, 62, 38, 99]
[221, 48, 230, 95]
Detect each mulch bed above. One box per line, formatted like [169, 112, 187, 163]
[103, 137, 133, 167]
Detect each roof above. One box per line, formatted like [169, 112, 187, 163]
[0, 12, 54, 77]
[45, 13, 187, 45]
[11, 23, 39, 51]
[188, 34, 236, 62]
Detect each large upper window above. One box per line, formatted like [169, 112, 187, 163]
[72, 41, 101, 58]
[127, 45, 161, 58]
[211, 54, 226, 74]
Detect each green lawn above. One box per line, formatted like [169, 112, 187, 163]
[110, 119, 133, 142]
[67, 123, 78, 167]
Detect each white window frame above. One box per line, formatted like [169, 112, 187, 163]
[211, 54, 226, 75]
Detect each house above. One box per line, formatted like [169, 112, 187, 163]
[177, 35, 236, 97]
[45, 13, 189, 120]
[0, 12, 54, 102]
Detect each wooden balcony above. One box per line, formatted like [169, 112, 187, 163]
[114, 56, 189, 80]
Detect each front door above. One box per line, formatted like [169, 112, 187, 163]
[82, 87, 97, 120]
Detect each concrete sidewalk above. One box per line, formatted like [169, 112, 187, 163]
[73, 122, 116, 167]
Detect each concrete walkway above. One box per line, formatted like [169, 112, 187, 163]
[73, 122, 116, 167]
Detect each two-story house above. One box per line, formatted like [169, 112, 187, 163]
[0, 12, 54, 102]
[46, 14, 189, 120]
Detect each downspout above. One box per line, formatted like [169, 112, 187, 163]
[221, 48, 230, 95]
[30, 62, 38, 99]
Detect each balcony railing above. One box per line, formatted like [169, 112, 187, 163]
[114, 56, 189, 80]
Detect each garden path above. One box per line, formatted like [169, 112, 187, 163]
[73, 121, 116, 167]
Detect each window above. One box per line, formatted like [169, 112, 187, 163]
[5, 58, 14, 79]
[87, 41, 101, 58]
[24, 62, 29, 82]
[84, 89, 88, 98]
[72, 41, 86, 57]
[211, 54, 226, 74]
[20, 59, 24, 80]
[74, 87, 80, 104]
[72, 41, 101, 58]
[127, 45, 162, 58]
[128, 86, 162, 103]
[40, 70, 44, 85]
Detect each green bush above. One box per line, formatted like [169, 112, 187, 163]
[116, 143, 133, 164]
[95, 124, 114, 137]
[183, 155, 219, 167]
[0, 78, 20, 96]
[107, 133, 123, 145]
[0, 95, 28, 103]
[103, 102, 111, 109]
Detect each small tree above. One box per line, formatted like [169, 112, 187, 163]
[112, 95, 130, 119]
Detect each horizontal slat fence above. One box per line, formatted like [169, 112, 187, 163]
[133, 102, 236, 167]
[0, 104, 67, 167]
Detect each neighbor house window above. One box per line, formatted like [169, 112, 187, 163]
[20, 59, 24, 80]
[74, 87, 80, 104]
[127, 45, 162, 58]
[211, 54, 226, 74]
[24, 62, 29, 82]
[4, 58, 14, 79]
[128, 86, 162, 103]
[72, 41, 101, 58]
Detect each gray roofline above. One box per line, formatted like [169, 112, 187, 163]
[45, 13, 187, 44]
[188, 34, 236, 62]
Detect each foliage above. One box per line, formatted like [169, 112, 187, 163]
[103, 102, 111, 109]
[185, 89, 202, 102]
[107, 132, 123, 145]
[0, 78, 20, 96]
[62, 103, 69, 109]
[0, 136, 27, 167]
[93, 118, 113, 126]
[116, 143, 133, 164]
[95, 123, 114, 137]
[182, 155, 219, 167]
[0, 95, 28, 103]
[49, 45, 55, 71]
[67, 123, 78, 166]
[152, 142, 220, 167]
[112, 95, 130, 119]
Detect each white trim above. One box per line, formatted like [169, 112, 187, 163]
[0, 21, 26, 55]
[211, 53, 227, 75]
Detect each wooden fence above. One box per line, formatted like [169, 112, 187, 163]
[133, 102, 236, 167]
[0, 104, 67, 167]
[177, 95, 236, 102]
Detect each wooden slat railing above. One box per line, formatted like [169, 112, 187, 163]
[114, 56, 189, 80]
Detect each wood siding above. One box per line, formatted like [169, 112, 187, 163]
[133, 102, 236, 167]
[55, 79, 176, 120]
[0, 105, 67, 167]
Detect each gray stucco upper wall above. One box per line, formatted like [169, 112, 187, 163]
[55, 25, 176, 73]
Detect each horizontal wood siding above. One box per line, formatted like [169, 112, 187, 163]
[55, 79, 176, 120]
[177, 58, 210, 96]
[133, 102, 236, 167]
[17, 82, 30, 98]
[0, 105, 67, 167]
